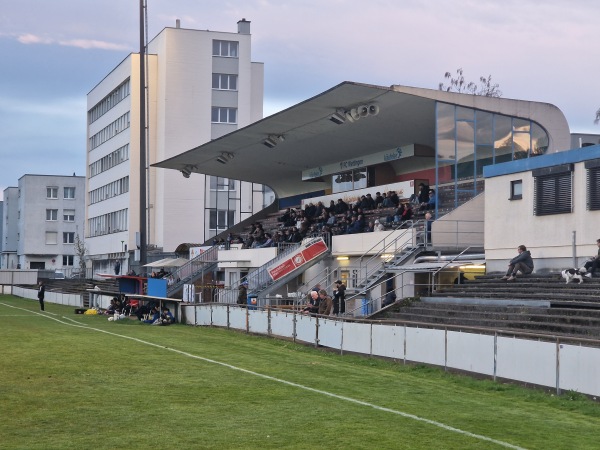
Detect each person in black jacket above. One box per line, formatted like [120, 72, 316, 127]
[37, 281, 45, 311]
[501, 245, 534, 281]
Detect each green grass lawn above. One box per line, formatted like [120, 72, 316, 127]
[1, 295, 599, 449]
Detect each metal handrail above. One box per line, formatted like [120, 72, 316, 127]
[166, 245, 220, 294]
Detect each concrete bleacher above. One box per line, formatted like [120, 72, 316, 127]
[372, 273, 600, 338]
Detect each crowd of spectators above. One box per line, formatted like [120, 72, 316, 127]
[213, 187, 434, 250]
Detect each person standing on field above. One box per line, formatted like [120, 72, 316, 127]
[37, 281, 45, 311]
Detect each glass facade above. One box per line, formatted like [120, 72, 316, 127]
[435, 102, 549, 211]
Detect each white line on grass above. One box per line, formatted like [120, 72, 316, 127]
[2, 302, 526, 450]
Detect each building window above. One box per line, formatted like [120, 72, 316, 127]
[64, 187, 75, 199]
[212, 40, 238, 57]
[46, 232, 58, 245]
[586, 159, 600, 211]
[46, 209, 58, 221]
[211, 107, 237, 124]
[209, 210, 235, 231]
[47, 187, 58, 199]
[63, 255, 74, 266]
[510, 180, 522, 200]
[210, 176, 236, 191]
[63, 232, 75, 244]
[212, 73, 238, 90]
[533, 164, 573, 216]
[63, 210, 75, 222]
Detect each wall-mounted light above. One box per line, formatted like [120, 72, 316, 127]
[329, 109, 347, 125]
[336, 256, 349, 261]
[216, 152, 234, 164]
[263, 135, 285, 148]
[342, 104, 380, 123]
[180, 164, 197, 178]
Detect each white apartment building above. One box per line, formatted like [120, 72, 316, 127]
[86, 19, 266, 273]
[1, 175, 85, 271]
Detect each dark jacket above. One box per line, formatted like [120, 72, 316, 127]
[510, 250, 534, 269]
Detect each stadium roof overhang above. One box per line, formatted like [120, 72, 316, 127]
[153, 81, 570, 199]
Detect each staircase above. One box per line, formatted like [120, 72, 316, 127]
[371, 273, 600, 338]
[217, 237, 331, 303]
[166, 245, 220, 297]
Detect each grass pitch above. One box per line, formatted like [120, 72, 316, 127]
[1, 295, 599, 449]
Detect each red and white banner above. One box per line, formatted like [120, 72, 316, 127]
[268, 238, 328, 281]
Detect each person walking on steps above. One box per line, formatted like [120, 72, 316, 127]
[501, 245, 534, 281]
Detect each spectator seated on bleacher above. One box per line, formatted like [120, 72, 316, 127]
[389, 203, 413, 226]
[346, 215, 365, 234]
[242, 236, 255, 249]
[334, 198, 349, 215]
[419, 189, 437, 211]
[374, 219, 385, 231]
[326, 200, 336, 214]
[374, 192, 384, 209]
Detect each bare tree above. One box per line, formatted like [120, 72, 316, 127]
[595, 108, 600, 125]
[439, 68, 502, 97]
[74, 233, 88, 278]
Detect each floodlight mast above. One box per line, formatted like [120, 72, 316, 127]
[138, 0, 148, 267]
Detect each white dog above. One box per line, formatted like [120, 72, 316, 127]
[561, 267, 586, 284]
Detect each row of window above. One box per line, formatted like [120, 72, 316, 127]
[89, 144, 129, 178]
[45, 231, 76, 244]
[47, 186, 76, 199]
[88, 79, 131, 124]
[89, 112, 130, 151]
[46, 209, 75, 222]
[88, 208, 128, 237]
[212, 73, 237, 91]
[89, 176, 129, 205]
[213, 40, 238, 57]
[510, 162, 600, 216]
[211, 107, 237, 124]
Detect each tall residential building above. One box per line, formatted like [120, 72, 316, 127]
[1, 175, 85, 271]
[86, 19, 265, 273]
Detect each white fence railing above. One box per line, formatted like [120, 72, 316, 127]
[13, 286, 83, 307]
[180, 303, 600, 397]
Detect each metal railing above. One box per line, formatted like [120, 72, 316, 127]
[166, 245, 220, 295]
[215, 242, 303, 304]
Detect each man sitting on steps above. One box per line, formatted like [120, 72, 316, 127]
[501, 245, 534, 281]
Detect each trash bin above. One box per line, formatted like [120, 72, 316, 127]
[361, 298, 371, 315]
[247, 294, 258, 310]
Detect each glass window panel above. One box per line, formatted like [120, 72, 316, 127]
[531, 122, 549, 156]
[494, 115, 513, 164]
[513, 132, 531, 160]
[456, 106, 474, 121]
[475, 145, 494, 177]
[209, 210, 217, 229]
[212, 73, 220, 89]
[475, 111, 493, 145]
[230, 75, 237, 90]
[212, 40, 220, 56]
[229, 108, 237, 123]
[513, 118, 530, 132]
[211, 107, 219, 122]
[436, 102, 456, 161]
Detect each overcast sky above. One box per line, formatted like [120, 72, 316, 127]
[1, 0, 599, 199]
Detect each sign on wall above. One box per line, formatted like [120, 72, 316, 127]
[267, 238, 328, 281]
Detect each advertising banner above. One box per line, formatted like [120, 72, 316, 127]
[267, 238, 328, 281]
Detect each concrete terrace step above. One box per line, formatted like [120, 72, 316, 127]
[384, 306, 600, 328]
[378, 312, 600, 339]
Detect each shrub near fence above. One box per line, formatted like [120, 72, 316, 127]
[183, 303, 600, 397]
